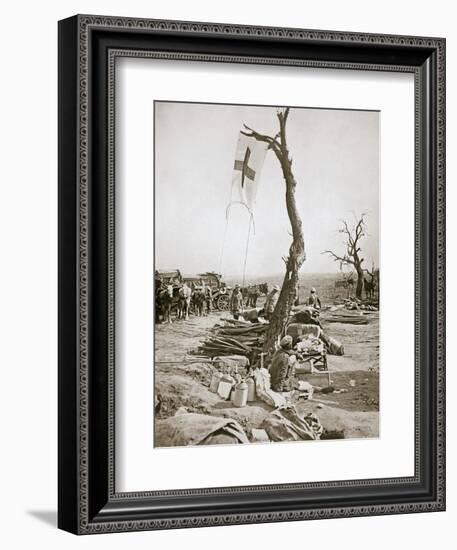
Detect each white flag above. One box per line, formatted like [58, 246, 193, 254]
[230, 132, 268, 215]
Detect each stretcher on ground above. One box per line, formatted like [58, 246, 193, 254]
[296, 350, 331, 387]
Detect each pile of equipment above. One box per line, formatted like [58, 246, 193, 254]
[208, 359, 257, 408]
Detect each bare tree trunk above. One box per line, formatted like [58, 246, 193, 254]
[355, 267, 364, 299]
[242, 108, 305, 353]
[262, 116, 305, 352]
[322, 214, 367, 301]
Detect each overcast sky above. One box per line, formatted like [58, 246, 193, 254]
[155, 102, 379, 280]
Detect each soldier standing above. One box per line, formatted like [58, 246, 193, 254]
[264, 284, 280, 320]
[230, 284, 243, 320]
[205, 286, 213, 315]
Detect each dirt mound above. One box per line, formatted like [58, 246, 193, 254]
[155, 364, 219, 418]
[155, 363, 274, 430]
[210, 401, 273, 434]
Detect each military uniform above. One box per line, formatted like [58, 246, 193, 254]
[230, 289, 243, 320]
[205, 287, 212, 314]
[269, 349, 297, 392]
[264, 289, 279, 320]
[307, 292, 321, 309]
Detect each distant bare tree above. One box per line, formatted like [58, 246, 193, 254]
[323, 214, 367, 299]
[242, 108, 305, 351]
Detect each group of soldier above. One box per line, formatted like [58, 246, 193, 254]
[229, 283, 322, 323]
[192, 285, 213, 316]
[228, 283, 280, 322]
[157, 273, 322, 327]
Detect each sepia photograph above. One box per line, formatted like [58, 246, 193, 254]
[153, 100, 380, 448]
[55, 10, 445, 536]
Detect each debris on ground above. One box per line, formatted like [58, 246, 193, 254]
[196, 320, 268, 358]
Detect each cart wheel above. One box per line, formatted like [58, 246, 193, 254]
[217, 294, 230, 311]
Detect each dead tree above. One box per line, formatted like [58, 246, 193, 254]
[323, 214, 367, 299]
[242, 108, 305, 352]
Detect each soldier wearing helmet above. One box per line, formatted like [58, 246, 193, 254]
[230, 284, 243, 320]
[307, 287, 321, 309]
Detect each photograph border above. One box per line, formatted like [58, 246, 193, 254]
[150, 97, 382, 453]
[58, 14, 445, 534]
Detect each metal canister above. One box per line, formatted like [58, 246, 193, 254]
[218, 374, 235, 399]
[209, 371, 222, 393]
[233, 381, 248, 408]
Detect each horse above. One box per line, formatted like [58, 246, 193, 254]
[242, 283, 269, 307]
[191, 287, 205, 317]
[258, 282, 269, 295]
[178, 283, 192, 320]
[364, 277, 376, 300]
[156, 282, 188, 323]
[335, 276, 354, 290]
[335, 275, 355, 299]
[155, 284, 175, 324]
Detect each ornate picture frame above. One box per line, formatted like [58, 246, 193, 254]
[58, 14, 445, 534]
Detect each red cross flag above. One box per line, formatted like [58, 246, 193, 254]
[230, 132, 268, 215]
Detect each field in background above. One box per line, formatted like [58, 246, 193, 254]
[226, 272, 356, 303]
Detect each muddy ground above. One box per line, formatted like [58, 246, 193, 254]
[154, 308, 379, 445]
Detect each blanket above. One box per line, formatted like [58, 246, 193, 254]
[155, 412, 249, 447]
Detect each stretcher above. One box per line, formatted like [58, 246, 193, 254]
[296, 350, 331, 386]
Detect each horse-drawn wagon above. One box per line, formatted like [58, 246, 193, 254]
[156, 270, 229, 312]
[155, 269, 190, 323]
[184, 271, 231, 311]
[155, 269, 182, 286]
